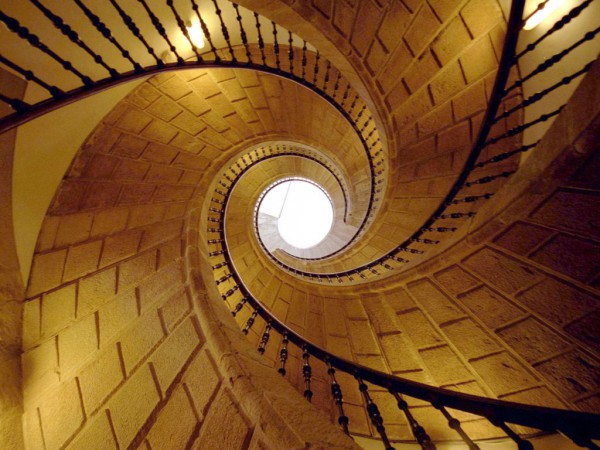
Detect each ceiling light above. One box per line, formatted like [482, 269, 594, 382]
[186, 20, 205, 49]
[523, 0, 562, 30]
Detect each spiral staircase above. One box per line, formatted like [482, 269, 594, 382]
[0, 0, 599, 449]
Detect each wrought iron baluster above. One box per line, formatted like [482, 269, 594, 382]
[312, 50, 320, 84]
[327, 361, 349, 434]
[515, 0, 594, 60]
[464, 171, 514, 187]
[215, 273, 232, 285]
[137, 0, 183, 64]
[391, 391, 435, 450]
[232, 297, 248, 317]
[257, 322, 271, 354]
[332, 72, 341, 100]
[0, 91, 28, 113]
[0, 11, 93, 86]
[73, 0, 142, 71]
[272, 22, 281, 71]
[434, 403, 480, 450]
[436, 212, 476, 220]
[0, 55, 61, 99]
[288, 31, 294, 74]
[302, 344, 313, 401]
[356, 376, 395, 450]
[211, 0, 236, 62]
[489, 419, 533, 450]
[505, 26, 600, 95]
[221, 285, 239, 300]
[30, 0, 117, 77]
[254, 13, 267, 65]
[242, 308, 259, 335]
[189, 0, 220, 62]
[278, 332, 289, 375]
[109, 0, 162, 65]
[340, 82, 351, 108]
[301, 40, 307, 79]
[323, 61, 331, 91]
[474, 142, 539, 168]
[211, 261, 227, 269]
[233, 3, 252, 64]
[166, 0, 202, 61]
[495, 61, 593, 123]
[486, 106, 563, 146]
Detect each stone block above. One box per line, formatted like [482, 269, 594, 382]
[119, 311, 165, 374]
[107, 364, 160, 448]
[137, 261, 183, 313]
[348, 320, 380, 354]
[530, 234, 600, 283]
[345, 403, 371, 436]
[470, 352, 536, 396]
[404, 51, 439, 95]
[111, 133, 148, 159]
[516, 278, 597, 327]
[150, 317, 202, 395]
[535, 351, 600, 398]
[41, 283, 76, 338]
[78, 267, 117, 317]
[324, 298, 347, 336]
[432, 17, 471, 66]
[460, 36, 497, 83]
[146, 386, 198, 450]
[530, 190, 600, 239]
[430, 61, 466, 105]
[172, 152, 210, 171]
[112, 159, 150, 182]
[443, 319, 500, 360]
[419, 345, 471, 384]
[362, 295, 398, 334]
[434, 265, 479, 294]
[460, 0, 502, 38]
[159, 289, 191, 332]
[463, 247, 540, 294]
[22, 298, 41, 349]
[146, 96, 183, 122]
[326, 335, 354, 360]
[91, 208, 129, 238]
[59, 313, 97, 374]
[154, 185, 194, 203]
[116, 109, 152, 134]
[55, 213, 94, 248]
[386, 288, 416, 313]
[157, 75, 193, 101]
[67, 411, 117, 450]
[380, 332, 423, 372]
[100, 230, 142, 267]
[404, 3, 440, 56]
[493, 221, 554, 256]
[118, 250, 157, 291]
[564, 311, 600, 350]
[497, 317, 570, 363]
[379, 43, 412, 95]
[288, 290, 308, 328]
[407, 279, 465, 324]
[377, 0, 411, 51]
[452, 80, 487, 120]
[195, 389, 250, 449]
[82, 154, 119, 179]
[22, 337, 58, 390]
[397, 309, 444, 348]
[63, 241, 102, 282]
[27, 250, 67, 297]
[458, 286, 524, 329]
[98, 289, 138, 348]
[78, 345, 124, 414]
[501, 386, 565, 409]
[183, 350, 221, 418]
[333, 1, 355, 38]
[38, 379, 84, 450]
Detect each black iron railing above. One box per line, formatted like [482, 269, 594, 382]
[0, 0, 385, 259]
[208, 0, 599, 283]
[204, 0, 600, 448]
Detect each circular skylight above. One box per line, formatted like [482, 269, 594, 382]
[259, 179, 333, 249]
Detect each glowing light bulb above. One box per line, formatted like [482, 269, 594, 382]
[186, 20, 205, 49]
[523, 0, 562, 30]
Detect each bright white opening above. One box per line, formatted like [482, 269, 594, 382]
[259, 179, 333, 249]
